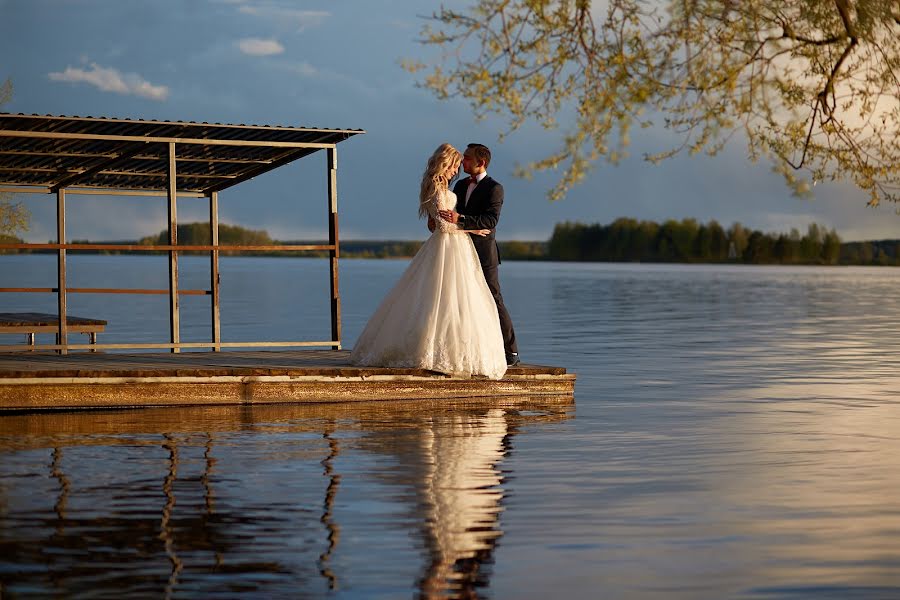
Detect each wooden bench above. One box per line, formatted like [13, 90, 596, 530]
[0, 312, 107, 350]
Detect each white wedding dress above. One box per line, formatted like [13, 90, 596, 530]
[350, 189, 507, 380]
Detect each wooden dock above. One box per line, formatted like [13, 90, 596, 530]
[0, 350, 575, 411]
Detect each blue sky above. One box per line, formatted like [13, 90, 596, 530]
[2, 0, 898, 243]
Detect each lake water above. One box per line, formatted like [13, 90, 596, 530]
[2, 255, 900, 599]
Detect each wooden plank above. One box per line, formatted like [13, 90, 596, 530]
[0, 186, 207, 198]
[0, 243, 335, 251]
[210, 191, 221, 351]
[64, 188, 207, 198]
[0, 325, 104, 334]
[57, 189, 67, 355]
[327, 147, 341, 350]
[0, 351, 337, 369]
[0, 313, 107, 327]
[167, 142, 180, 353]
[0, 129, 336, 148]
[0, 149, 116, 159]
[67, 288, 209, 295]
[5, 166, 239, 181]
[64, 169, 237, 180]
[0, 340, 339, 352]
[0, 349, 572, 379]
[1, 151, 271, 166]
[0, 186, 51, 194]
[1, 114, 363, 134]
[0, 288, 210, 295]
[0, 378, 575, 410]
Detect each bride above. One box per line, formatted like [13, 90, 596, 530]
[350, 143, 507, 380]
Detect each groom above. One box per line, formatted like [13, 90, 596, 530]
[438, 143, 519, 367]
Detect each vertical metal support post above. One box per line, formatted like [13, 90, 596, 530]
[56, 188, 68, 355]
[327, 147, 341, 350]
[209, 191, 221, 351]
[167, 142, 180, 353]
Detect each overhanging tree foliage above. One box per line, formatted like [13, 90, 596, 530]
[409, 1, 900, 204]
[0, 77, 30, 236]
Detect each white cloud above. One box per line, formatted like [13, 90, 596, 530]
[236, 4, 329, 31]
[48, 63, 169, 101]
[283, 61, 317, 77]
[237, 37, 285, 56]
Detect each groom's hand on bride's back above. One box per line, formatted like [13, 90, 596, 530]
[427, 216, 436, 232]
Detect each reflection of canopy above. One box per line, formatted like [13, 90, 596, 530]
[419, 409, 508, 596]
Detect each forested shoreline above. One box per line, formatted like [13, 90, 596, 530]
[547, 219, 900, 265]
[3, 219, 900, 265]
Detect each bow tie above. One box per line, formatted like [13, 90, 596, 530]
[468, 176, 479, 186]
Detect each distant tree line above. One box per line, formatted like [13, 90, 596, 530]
[840, 240, 900, 266]
[548, 218, 848, 265]
[4, 219, 900, 266]
[138, 222, 274, 254]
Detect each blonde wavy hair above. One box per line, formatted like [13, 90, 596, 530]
[419, 143, 462, 219]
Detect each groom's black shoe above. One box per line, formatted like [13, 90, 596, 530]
[506, 352, 520, 367]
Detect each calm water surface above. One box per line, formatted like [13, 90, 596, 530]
[2, 256, 900, 598]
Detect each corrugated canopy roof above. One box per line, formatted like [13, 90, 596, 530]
[0, 113, 364, 194]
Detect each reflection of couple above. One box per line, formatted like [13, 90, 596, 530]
[351, 143, 519, 379]
[417, 408, 508, 597]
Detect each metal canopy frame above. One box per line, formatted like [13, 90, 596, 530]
[0, 112, 364, 353]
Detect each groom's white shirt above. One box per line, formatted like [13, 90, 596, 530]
[465, 171, 487, 204]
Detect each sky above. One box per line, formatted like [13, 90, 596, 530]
[1, 0, 898, 243]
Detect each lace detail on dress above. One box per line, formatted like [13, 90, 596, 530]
[422, 190, 459, 234]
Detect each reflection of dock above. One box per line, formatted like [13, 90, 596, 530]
[0, 350, 575, 411]
[0, 398, 572, 596]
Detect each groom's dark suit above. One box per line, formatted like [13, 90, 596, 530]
[452, 176, 518, 356]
